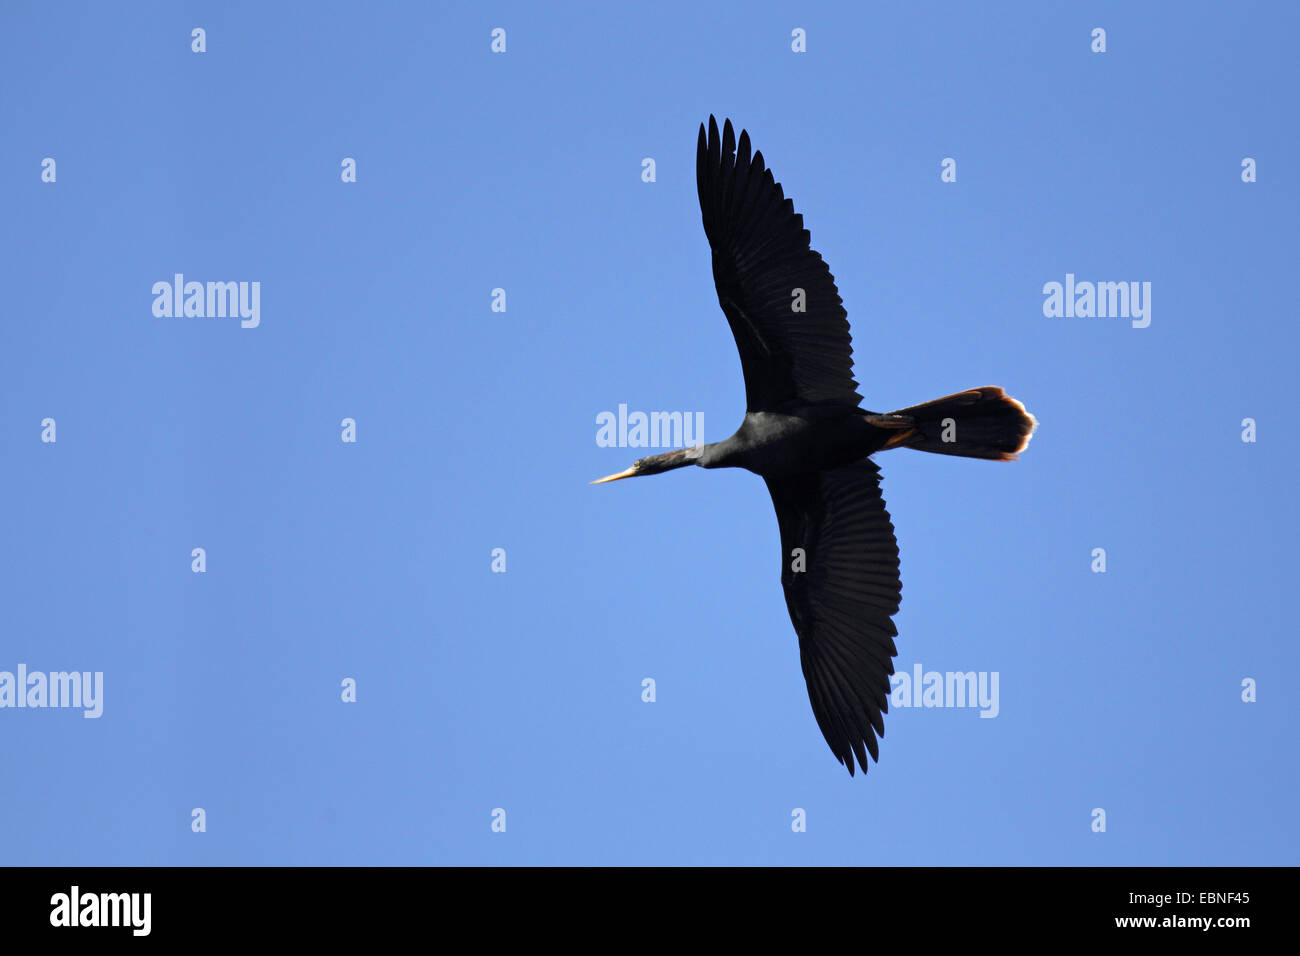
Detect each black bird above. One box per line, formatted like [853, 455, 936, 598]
[594, 117, 1036, 776]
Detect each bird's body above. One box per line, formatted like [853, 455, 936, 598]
[700, 407, 886, 477]
[595, 117, 1037, 776]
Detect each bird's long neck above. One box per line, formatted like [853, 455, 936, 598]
[640, 445, 709, 472]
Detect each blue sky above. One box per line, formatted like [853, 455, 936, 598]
[1, 1, 1296, 865]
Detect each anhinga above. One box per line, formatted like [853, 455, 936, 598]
[594, 117, 1036, 776]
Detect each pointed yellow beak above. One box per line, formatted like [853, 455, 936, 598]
[590, 465, 638, 484]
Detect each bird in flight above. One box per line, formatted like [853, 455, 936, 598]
[594, 117, 1036, 776]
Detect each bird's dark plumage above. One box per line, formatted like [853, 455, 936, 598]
[594, 116, 1037, 776]
[697, 115, 862, 411]
[766, 460, 900, 775]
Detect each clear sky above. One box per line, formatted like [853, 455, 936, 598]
[2, 1, 1296, 865]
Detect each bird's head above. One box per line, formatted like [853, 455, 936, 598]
[591, 447, 702, 484]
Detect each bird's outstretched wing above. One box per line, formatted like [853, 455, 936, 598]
[697, 115, 861, 412]
[765, 460, 901, 775]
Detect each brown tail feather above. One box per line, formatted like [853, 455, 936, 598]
[884, 387, 1037, 461]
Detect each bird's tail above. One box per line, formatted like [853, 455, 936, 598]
[873, 387, 1037, 461]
